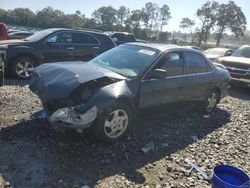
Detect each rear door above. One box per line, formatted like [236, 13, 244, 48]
[71, 32, 100, 61]
[183, 51, 214, 100]
[139, 51, 187, 109]
[42, 31, 74, 62]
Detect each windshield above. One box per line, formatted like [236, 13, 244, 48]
[89, 45, 159, 77]
[204, 48, 227, 56]
[25, 29, 53, 42]
[232, 46, 250, 58]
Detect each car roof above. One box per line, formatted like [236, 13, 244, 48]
[105, 31, 134, 35]
[126, 42, 194, 52]
[44, 28, 105, 35]
[205, 47, 232, 51]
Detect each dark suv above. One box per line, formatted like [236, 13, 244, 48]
[106, 32, 136, 45]
[0, 28, 116, 79]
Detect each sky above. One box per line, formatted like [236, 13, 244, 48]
[0, 0, 249, 31]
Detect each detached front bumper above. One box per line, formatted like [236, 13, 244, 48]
[48, 105, 98, 130]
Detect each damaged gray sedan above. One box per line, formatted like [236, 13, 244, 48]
[29, 43, 230, 142]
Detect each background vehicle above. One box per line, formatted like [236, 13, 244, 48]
[105, 31, 136, 45]
[204, 48, 234, 61]
[216, 45, 250, 87]
[0, 28, 116, 79]
[30, 43, 230, 142]
[8, 31, 33, 40]
[0, 22, 8, 41]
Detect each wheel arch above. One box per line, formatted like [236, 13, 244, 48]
[212, 87, 221, 103]
[7, 52, 41, 72]
[116, 96, 136, 116]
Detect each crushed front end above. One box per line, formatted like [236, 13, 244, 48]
[29, 62, 125, 130]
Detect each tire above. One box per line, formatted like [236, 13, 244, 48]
[10, 56, 37, 79]
[92, 102, 132, 142]
[203, 89, 219, 113]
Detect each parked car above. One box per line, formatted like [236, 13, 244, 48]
[8, 31, 33, 40]
[204, 48, 234, 61]
[29, 43, 230, 142]
[215, 45, 250, 87]
[0, 22, 8, 41]
[105, 32, 136, 45]
[0, 28, 116, 79]
[185, 46, 202, 51]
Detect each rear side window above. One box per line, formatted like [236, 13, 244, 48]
[72, 33, 98, 44]
[185, 52, 208, 74]
[126, 34, 136, 42]
[111, 33, 126, 41]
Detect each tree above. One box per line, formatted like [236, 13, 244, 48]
[0, 9, 8, 23]
[7, 8, 36, 26]
[117, 6, 130, 30]
[159, 4, 171, 31]
[215, 1, 246, 46]
[126, 10, 145, 35]
[92, 6, 117, 31]
[179, 17, 196, 43]
[158, 31, 171, 42]
[36, 7, 65, 28]
[196, 1, 219, 45]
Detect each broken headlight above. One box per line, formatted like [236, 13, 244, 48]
[49, 105, 98, 126]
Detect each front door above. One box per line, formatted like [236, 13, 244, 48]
[139, 51, 187, 109]
[42, 31, 74, 62]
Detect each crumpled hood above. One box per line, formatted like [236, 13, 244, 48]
[29, 61, 125, 101]
[218, 56, 250, 65]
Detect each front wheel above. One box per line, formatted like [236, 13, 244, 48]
[92, 102, 132, 142]
[203, 90, 219, 113]
[10, 56, 37, 79]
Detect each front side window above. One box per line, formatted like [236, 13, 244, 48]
[47, 32, 72, 43]
[72, 33, 98, 44]
[156, 52, 184, 77]
[185, 52, 208, 74]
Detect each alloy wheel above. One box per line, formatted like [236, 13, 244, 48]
[15, 60, 34, 78]
[206, 92, 218, 112]
[104, 109, 129, 139]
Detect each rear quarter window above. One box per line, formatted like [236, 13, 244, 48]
[72, 33, 98, 44]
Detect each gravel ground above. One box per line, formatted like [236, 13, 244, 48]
[0, 79, 249, 188]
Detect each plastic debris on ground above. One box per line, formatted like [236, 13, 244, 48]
[31, 110, 48, 120]
[141, 142, 155, 153]
[185, 158, 210, 180]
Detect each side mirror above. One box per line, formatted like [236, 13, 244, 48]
[148, 69, 167, 79]
[112, 37, 118, 43]
[225, 51, 232, 56]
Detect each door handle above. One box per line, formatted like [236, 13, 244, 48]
[92, 47, 99, 49]
[67, 47, 74, 50]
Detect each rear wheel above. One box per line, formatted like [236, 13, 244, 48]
[92, 102, 132, 142]
[203, 89, 219, 113]
[10, 56, 37, 79]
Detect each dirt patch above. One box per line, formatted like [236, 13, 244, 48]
[0, 80, 249, 188]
